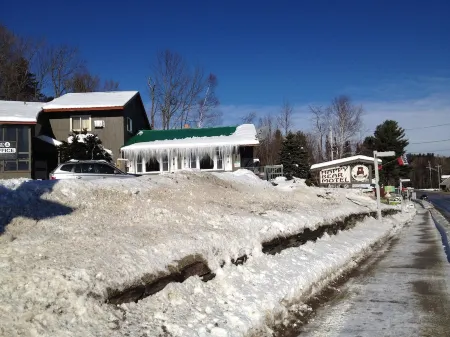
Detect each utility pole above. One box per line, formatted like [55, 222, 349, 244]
[437, 164, 442, 188]
[329, 125, 333, 161]
[427, 161, 433, 189]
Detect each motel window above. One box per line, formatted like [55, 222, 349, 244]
[216, 148, 223, 170]
[200, 154, 214, 170]
[0, 125, 30, 172]
[71, 116, 91, 132]
[126, 117, 133, 133]
[145, 158, 160, 172]
[136, 156, 143, 173]
[162, 155, 169, 172]
[190, 154, 197, 169]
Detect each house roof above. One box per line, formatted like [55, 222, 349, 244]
[122, 124, 259, 151]
[43, 91, 139, 111]
[311, 155, 382, 171]
[0, 101, 43, 123]
[440, 176, 450, 186]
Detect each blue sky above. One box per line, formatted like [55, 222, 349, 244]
[2, 0, 450, 154]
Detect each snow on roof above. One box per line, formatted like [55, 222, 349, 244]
[36, 135, 62, 146]
[311, 155, 382, 170]
[0, 101, 43, 123]
[121, 124, 259, 160]
[43, 91, 138, 111]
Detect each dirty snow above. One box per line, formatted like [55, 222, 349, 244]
[0, 170, 411, 336]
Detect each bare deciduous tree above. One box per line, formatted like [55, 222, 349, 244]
[328, 95, 363, 159]
[309, 105, 329, 162]
[241, 111, 257, 124]
[196, 73, 220, 127]
[65, 69, 120, 93]
[151, 50, 219, 129]
[277, 100, 293, 136]
[49, 45, 83, 97]
[310, 96, 363, 161]
[102, 79, 119, 91]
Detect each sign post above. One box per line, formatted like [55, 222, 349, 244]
[399, 178, 411, 212]
[373, 151, 395, 222]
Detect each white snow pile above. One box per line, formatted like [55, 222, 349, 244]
[0, 170, 414, 337]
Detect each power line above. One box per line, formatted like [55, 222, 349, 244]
[410, 138, 450, 145]
[404, 122, 450, 131]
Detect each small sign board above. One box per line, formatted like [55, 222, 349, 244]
[0, 141, 17, 160]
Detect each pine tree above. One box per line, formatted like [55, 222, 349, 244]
[362, 120, 409, 185]
[279, 132, 311, 180]
[58, 130, 112, 163]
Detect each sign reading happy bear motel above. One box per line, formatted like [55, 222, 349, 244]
[320, 166, 350, 184]
[311, 155, 380, 188]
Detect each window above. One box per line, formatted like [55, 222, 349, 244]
[216, 148, 223, 170]
[96, 164, 115, 174]
[136, 156, 143, 173]
[60, 164, 74, 172]
[71, 116, 91, 131]
[200, 154, 214, 170]
[145, 158, 160, 172]
[126, 117, 133, 133]
[0, 125, 30, 172]
[80, 163, 95, 173]
[190, 154, 197, 169]
[162, 155, 169, 172]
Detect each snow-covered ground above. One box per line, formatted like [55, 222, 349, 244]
[0, 170, 414, 336]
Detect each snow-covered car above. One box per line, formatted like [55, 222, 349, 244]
[49, 160, 140, 180]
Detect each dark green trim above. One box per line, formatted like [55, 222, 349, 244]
[124, 126, 238, 146]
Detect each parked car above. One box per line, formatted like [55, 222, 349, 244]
[419, 194, 429, 201]
[49, 160, 140, 180]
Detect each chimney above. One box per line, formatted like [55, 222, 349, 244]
[184, 124, 190, 129]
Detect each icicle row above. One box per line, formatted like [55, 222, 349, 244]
[122, 145, 239, 162]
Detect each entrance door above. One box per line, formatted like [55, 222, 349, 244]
[34, 160, 48, 180]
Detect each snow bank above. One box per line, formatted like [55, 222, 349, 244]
[0, 170, 404, 336]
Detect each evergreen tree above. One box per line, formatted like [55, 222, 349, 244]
[58, 130, 112, 163]
[362, 120, 409, 185]
[279, 132, 311, 180]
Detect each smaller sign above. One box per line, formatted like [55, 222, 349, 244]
[351, 165, 370, 182]
[0, 141, 17, 160]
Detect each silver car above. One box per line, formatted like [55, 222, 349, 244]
[49, 160, 139, 180]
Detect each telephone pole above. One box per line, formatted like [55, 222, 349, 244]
[437, 164, 442, 187]
[427, 161, 433, 189]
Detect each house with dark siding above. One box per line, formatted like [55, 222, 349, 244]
[0, 91, 151, 180]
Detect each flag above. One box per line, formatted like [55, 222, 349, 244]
[397, 154, 409, 166]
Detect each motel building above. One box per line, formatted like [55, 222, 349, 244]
[310, 155, 382, 189]
[120, 124, 260, 174]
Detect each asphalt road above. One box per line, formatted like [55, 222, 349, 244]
[296, 208, 450, 337]
[421, 191, 450, 220]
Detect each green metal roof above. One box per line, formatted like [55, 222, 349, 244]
[125, 126, 238, 146]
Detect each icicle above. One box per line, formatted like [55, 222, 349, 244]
[122, 144, 239, 163]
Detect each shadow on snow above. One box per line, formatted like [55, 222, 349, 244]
[0, 180, 74, 234]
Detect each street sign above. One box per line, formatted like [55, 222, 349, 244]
[0, 141, 17, 160]
[376, 151, 395, 157]
[400, 179, 411, 182]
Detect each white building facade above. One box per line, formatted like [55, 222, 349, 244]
[121, 124, 259, 174]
